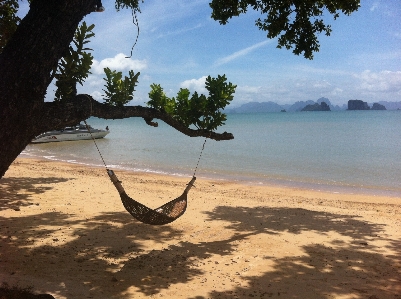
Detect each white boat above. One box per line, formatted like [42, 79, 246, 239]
[31, 123, 109, 143]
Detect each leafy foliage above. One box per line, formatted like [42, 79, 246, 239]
[54, 22, 95, 102]
[0, 0, 20, 53]
[147, 75, 236, 131]
[115, 0, 142, 12]
[102, 68, 140, 107]
[209, 0, 360, 59]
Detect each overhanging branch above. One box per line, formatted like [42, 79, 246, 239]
[90, 96, 234, 141]
[40, 94, 234, 141]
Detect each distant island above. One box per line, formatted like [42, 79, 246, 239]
[225, 98, 400, 113]
[301, 102, 330, 111]
[348, 100, 386, 110]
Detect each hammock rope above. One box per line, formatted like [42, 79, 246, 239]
[193, 137, 207, 178]
[83, 120, 204, 225]
[125, 8, 140, 59]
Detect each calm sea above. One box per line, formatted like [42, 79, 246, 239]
[22, 111, 401, 197]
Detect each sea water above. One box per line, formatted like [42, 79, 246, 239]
[22, 110, 401, 196]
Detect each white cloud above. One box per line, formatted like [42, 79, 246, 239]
[312, 81, 332, 89]
[90, 90, 103, 102]
[293, 65, 351, 77]
[91, 53, 147, 75]
[85, 74, 103, 87]
[329, 88, 344, 96]
[355, 70, 401, 92]
[214, 41, 270, 66]
[236, 85, 261, 94]
[180, 76, 208, 93]
[370, 1, 380, 12]
[156, 23, 203, 39]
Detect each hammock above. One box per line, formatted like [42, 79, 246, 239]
[107, 169, 196, 225]
[83, 119, 204, 225]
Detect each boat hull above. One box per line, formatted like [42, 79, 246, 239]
[31, 125, 109, 143]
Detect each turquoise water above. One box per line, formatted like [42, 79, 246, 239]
[22, 111, 401, 196]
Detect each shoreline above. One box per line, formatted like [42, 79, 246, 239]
[9, 157, 401, 203]
[1, 157, 400, 299]
[19, 152, 401, 198]
[12, 156, 401, 204]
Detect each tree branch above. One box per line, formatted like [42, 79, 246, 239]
[39, 94, 234, 141]
[91, 96, 234, 141]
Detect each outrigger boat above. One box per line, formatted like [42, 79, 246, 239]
[31, 123, 109, 143]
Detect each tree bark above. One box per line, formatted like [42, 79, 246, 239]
[0, 0, 233, 178]
[0, 0, 97, 178]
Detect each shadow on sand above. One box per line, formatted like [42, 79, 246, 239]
[1, 176, 400, 298]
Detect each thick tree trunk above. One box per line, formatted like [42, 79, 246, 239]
[0, 0, 95, 178]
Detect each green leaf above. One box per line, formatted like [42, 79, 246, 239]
[147, 75, 236, 131]
[210, 0, 360, 59]
[102, 67, 140, 107]
[54, 21, 95, 102]
[115, 0, 142, 12]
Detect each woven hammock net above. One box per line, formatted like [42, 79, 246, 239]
[108, 170, 196, 225]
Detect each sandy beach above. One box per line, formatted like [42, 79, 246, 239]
[0, 157, 400, 299]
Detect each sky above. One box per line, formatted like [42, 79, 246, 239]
[20, 0, 401, 107]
